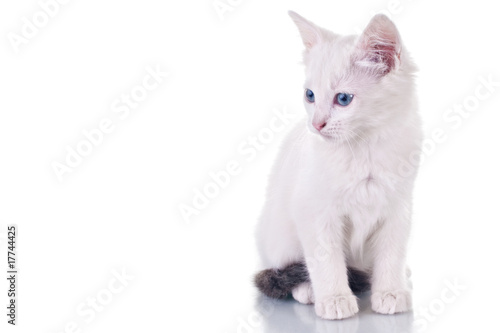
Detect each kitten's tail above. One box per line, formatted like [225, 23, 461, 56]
[254, 262, 370, 299]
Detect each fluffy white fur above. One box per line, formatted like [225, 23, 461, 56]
[256, 12, 422, 320]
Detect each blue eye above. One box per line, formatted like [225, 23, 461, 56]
[335, 93, 354, 106]
[305, 89, 315, 103]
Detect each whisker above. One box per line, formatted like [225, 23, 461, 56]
[345, 128, 369, 145]
[343, 133, 357, 164]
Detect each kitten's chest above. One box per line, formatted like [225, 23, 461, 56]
[311, 143, 390, 209]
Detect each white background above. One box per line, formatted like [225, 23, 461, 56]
[1, 0, 499, 332]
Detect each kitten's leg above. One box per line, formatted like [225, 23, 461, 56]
[256, 204, 302, 268]
[298, 217, 358, 320]
[292, 282, 314, 304]
[370, 206, 412, 314]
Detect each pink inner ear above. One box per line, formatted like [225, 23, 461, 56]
[358, 16, 402, 75]
[366, 39, 399, 74]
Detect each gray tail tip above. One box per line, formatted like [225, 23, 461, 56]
[254, 263, 371, 299]
[254, 269, 290, 299]
[253, 262, 309, 299]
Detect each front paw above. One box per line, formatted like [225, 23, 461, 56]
[315, 294, 359, 320]
[371, 290, 412, 314]
[292, 282, 315, 304]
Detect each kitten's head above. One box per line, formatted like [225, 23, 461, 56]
[289, 11, 417, 142]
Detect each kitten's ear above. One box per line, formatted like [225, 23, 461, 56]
[356, 14, 402, 75]
[288, 11, 333, 50]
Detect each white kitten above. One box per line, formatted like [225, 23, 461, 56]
[254, 11, 422, 320]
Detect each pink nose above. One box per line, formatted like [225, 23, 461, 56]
[313, 121, 327, 131]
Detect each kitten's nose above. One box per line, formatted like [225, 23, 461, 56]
[313, 121, 327, 131]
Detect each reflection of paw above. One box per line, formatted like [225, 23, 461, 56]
[315, 294, 359, 320]
[371, 290, 412, 314]
[292, 282, 314, 304]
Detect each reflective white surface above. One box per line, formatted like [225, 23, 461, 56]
[255, 293, 414, 333]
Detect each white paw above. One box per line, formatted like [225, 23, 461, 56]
[315, 294, 359, 320]
[292, 282, 315, 304]
[371, 290, 412, 314]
